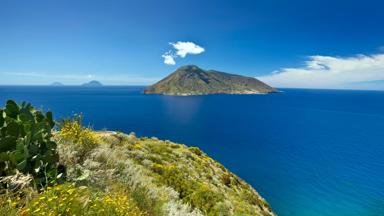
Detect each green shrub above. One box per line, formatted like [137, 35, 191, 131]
[0, 100, 60, 186]
[131, 186, 163, 216]
[221, 172, 232, 187]
[159, 164, 224, 215]
[161, 165, 193, 199]
[185, 183, 224, 215]
[151, 163, 165, 175]
[189, 147, 203, 156]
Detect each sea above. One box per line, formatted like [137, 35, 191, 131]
[1, 86, 383, 216]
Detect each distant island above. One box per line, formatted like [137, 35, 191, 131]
[144, 65, 277, 95]
[81, 80, 103, 87]
[51, 82, 64, 86]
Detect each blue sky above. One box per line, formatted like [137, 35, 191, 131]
[1, 0, 384, 88]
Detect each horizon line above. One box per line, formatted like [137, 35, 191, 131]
[1, 85, 384, 92]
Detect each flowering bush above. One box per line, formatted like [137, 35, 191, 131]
[58, 116, 99, 158]
[23, 183, 148, 216]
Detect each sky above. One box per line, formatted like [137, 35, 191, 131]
[1, 0, 384, 89]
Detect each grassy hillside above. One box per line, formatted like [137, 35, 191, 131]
[0, 101, 274, 216]
[144, 65, 276, 95]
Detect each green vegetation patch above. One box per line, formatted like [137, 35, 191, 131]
[0, 100, 61, 187]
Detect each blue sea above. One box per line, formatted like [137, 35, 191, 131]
[1, 86, 384, 216]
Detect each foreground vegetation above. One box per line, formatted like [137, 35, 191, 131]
[0, 100, 274, 216]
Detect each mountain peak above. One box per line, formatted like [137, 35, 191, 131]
[177, 64, 201, 71]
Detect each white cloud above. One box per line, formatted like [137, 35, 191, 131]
[161, 41, 205, 65]
[257, 53, 384, 89]
[170, 41, 205, 58]
[162, 51, 176, 65]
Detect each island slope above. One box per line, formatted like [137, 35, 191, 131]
[58, 129, 275, 215]
[145, 65, 277, 95]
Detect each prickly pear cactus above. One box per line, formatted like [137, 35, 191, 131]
[0, 100, 59, 186]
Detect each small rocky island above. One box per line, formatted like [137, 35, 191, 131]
[81, 80, 103, 87]
[145, 65, 276, 95]
[51, 82, 64, 86]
